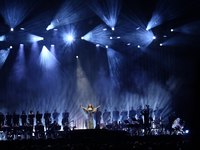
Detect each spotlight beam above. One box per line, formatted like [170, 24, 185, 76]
[0, 49, 10, 70]
[0, 0, 36, 29]
[82, 24, 112, 46]
[90, 0, 122, 29]
[47, 0, 93, 30]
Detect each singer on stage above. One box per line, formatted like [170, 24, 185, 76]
[80, 104, 100, 129]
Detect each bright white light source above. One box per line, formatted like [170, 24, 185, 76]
[20, 44, 24, 46]
[185, 130, 189, 134]
[10, 46, 13, 49]
[112, 27, 115, 31]
[76, 56, 78, 59]
[67, 36, 73, 41]
[51, 44, 54, 47]
[110, 37, 112, 39]
[171, 29, 174, 32]
[105, 45, 108, 48]
[54, 29, 58, 31]
[81, 36, 84, 40]
[103, 28, 107, 31]
[117, 36, 121, 39]
[96, 44, 100, 47]
[10, 28, 14, 31]
[160, 43, 163, 46]
[127, 43, 131, 46]
[20, 28, 25, 30]
[153, 36, 156, 39]
[163, 35, 167, 37]
[146, 28, 149, 31]
[137, 45, 140, 48]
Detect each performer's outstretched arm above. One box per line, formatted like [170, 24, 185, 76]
[80, 105, 88, 114]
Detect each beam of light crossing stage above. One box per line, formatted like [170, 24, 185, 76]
[0, 0, 36, 29]
[174, 20, 200, 35]
[90, 0, 122, 30]
[106, 48, 125, 87]
[123, 28, 155, 49]
[10, 44, 26, 81]
[146, 0, 194, 30]
[0, 35, 6, 41]
[0, 49, 10, 70]
[39, 46, 60, 70]
[82, 24, 112, 47]
[28, 34, 44, 42]
[76, 58, 97, 129]
[119, 10, 155, 49]
[46, 0, 93, 30]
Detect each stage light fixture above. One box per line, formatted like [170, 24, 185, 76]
[10, 28, 14, 31]
[96, 44, 100, 47]
[117, 36, 121, 39]
[171, 29, 174, 32]
[20, 44, 24, 46]
[112, 27, 115, 31]
[160, 43, 163, 46]
[103, 28, 107, 31]
[127, 43, 131, 46]
[20, 28, 25, 30]
[76, 56, 78, 59]
[105, 45, 108, 48]
[153, 36, 156, 39]
[51, 44, 54, 46]
[137, 45, 140, 48]
[110, 37, 112, 39]
[10, 46, 13, 49]
[67, 35, 73, 41]
[81, 36, 84, 40]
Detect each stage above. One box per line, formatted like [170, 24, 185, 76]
[0, 129, 192, 149]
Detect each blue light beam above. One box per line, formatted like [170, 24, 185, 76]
[46, 0, 93, 30]
[0, 35, 6, 41]
[39, 46, 60, 70]
[90, 0, 122, 30]
[28, 34, 44, 42]
[146, 0, 194, 30]
[0, 49, 10, 70]
[83, 24, 112, 47]
[0, 0, 36, 29]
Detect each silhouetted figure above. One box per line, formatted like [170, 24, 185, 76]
[21, 111, 27, 126]
[136, 105, 142, 119]
[36, 111, 42, 123]
[129, 107, 136, 118]
[62, 114, 70, 132]
[28, 110, 35, 126]
[113, 107, 119, 122]
[94, 109, 102, 129]
[120, 109, 128, 122]
[62, 110, 69, 119]
[141, 105, 150, 135]
[53, 109, 59, 123]
[6, 112, 12, 126]
[0, 112, 5, 125]
[44, 111, 51, 129]
[13, 111, 19, 126]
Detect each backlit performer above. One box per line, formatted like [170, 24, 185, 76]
[80, 104, 100, 129]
